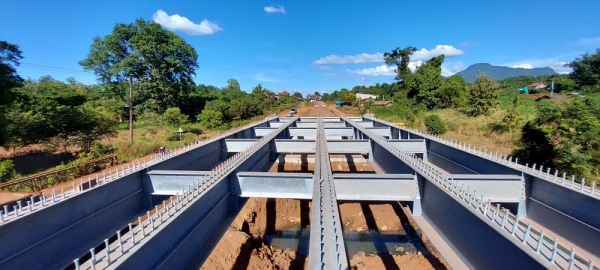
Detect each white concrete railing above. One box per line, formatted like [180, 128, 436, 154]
[364, 116, 599, 199]
[345, 117, 597, 270]
[71, 117, 296, 270]
[0, 117, 276, 225]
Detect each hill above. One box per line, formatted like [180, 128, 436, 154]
[456, 63, 557, 82]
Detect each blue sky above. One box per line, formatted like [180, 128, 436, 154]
[2, 0, 600, 93]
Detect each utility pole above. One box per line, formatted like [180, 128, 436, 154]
[550, 78, 555, 96]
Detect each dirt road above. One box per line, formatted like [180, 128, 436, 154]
[278, 102, 353, 117]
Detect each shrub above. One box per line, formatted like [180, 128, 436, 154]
[197, 109, 224, 129]
[162, 107, 188, 126]
[136, 111, 162, 127]
[0, 159, 17, 183]
[424, 115, 447, 135]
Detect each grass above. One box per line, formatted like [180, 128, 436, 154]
[109, 114, 267, 162]
[369, 88, 572, 155]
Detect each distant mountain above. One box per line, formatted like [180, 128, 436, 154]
[456, 63, 557, 83]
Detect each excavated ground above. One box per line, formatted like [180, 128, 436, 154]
[199, 154, 448, 270]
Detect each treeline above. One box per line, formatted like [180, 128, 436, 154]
[331, 46, 600, 181]
[0, 19, 301, 182]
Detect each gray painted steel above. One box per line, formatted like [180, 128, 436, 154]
[274, 139, 316, 153]
[344, 117, 554, 269]
[448, 174, 524, 203]
[225, 139, 259, 153]
[254, 127, 276, 137]
[388, 139, 427, 154]
[236, 172, 313, 199]
[308, 120, 348, 270]
[365, 116, 600, 259]
[333, 174, 418, 201]
[147, 170, 211, 195]
[2, 116, 598, 269]
[326, 140, 370, 154]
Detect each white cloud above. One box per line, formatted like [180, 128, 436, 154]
[254, 73, 279, 83]
[314, 44, 463, 65]
[264, 5, 286, 14]
[314, 53, 384, 65]
[411, 45, 464, 61]
[442, 62, 465, 77]
[350, 65, 396, 76]
[511, 63, 534, 69]
[352, 60, 465, 77]
[506, 58, 572, 74]
[407, 60, 424, 72]
[152, 9, 222, 35]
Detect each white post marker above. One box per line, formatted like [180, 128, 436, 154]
[178, 127, 184, 141]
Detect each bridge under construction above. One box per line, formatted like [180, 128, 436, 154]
[0, 116, 598, 269]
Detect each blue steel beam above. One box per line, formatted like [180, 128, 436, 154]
[0, 117, 276, 270]
[365, 116, 600, 258]
[308, 120, 348, 270]
[234, 172, 419, 201]
[146, 170, 211, 195]
[343, 117, 598, 270]
[72, 117, 297, 270]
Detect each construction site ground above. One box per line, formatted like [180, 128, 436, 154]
[200, 103, 448, 270]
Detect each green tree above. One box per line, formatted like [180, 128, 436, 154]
[502, 93, 522, 136]
[224, 79, 243, 99]
[404, 55, 445, 109]
[384, 46, 416, 81]
[292, 92, 303, 100]
[424, 115, 447, 135]
[80, 19, 198, 143]
[162, 107, 189, 126]
[197, 109, 224, 129]
[0, 41, 24, 146]
[466, 75, 499, 116]
[438, 75, 467, 108]
[513, 99, 600, 180]
[568, 49, 600, 91]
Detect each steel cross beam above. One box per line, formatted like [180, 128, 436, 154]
[308, 120, 348, 270]
[72, 117, 298, 270]
[343, 117, 597, 269]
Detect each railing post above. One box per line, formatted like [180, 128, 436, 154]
[511, 217, 520, 235]
[536, 230, 544, 253]
[104, 239, 111, 265]
[568, 249, 576, 270]
[74, 258, 80, 270]
[129, 223, 135, 245]
[90, 248, 96, 270]
[550, 239, 558, 264]
[117, 230, 123, 253]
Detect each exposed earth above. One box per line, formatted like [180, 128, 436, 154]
[201, 103, 447, 269]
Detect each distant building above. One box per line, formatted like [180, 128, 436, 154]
[277, 91, 290, 97]
[307, 93, 321, 102]
[529, 82, 548, 90]
[356, 93, 378, 100]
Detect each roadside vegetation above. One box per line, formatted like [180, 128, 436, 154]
[0, 20, 301, 184]
[324, 47, 600, 182]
